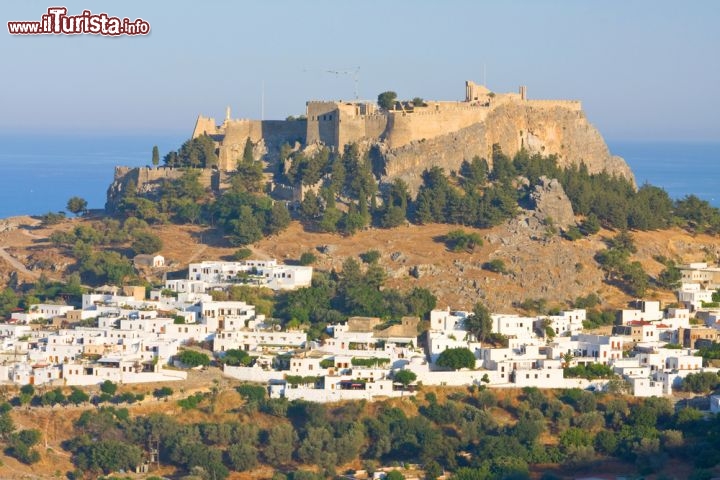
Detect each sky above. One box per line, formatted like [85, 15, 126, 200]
[1, 0, 719, 141]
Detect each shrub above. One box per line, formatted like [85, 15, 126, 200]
[359, 250, 381, 264]
[100, 380, 117, 395]
[220, 348, 253, 366]
[563, 225, 584, 241]
[682, 371, 720, 393]
[482, 258, 507, 274]
[445, 229, 483, 252]
[232, 248, 253, 260]
[6, 429, 42, 464]
[131, 230, 163, 255]
[574, 293, 601, 309]
[299, 252, 317, 265]
[177, 350, 211, 368]
[436, 347, 476, 370]
[177, 392, 205, 410]
[153, 386, 173, 399]
[236, 384, 267, 404]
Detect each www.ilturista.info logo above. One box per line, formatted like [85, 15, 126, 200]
[8, 7, 150, 36]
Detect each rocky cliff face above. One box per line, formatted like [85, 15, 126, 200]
[530, 176, 576, 229]
[381, 102, 634, 194]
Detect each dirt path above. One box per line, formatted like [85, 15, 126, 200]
[0, 247, 40, 279]
[186, 243, 209, 264]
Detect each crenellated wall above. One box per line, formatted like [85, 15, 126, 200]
[183, 81, 632, 197]
[305, 101, 385, 147]
[192, 115, 219, 138]
[384, 102, 491, 149]
[105, 166, 214, 213]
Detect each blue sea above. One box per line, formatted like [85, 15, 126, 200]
[0, 133, 185, 219]
[0, 135, 717, 219]
[608, 140, 720, 207]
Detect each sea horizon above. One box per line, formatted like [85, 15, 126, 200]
[0, 133, 718, 220]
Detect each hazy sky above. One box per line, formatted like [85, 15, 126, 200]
[2, 0, 719, 140]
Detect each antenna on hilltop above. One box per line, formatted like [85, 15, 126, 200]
[326, 67, 360, 99]
[261, 81, 265, 120]
[483, 63, 486, 86]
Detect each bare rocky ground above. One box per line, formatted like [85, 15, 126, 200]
[2, 213, 717, 312]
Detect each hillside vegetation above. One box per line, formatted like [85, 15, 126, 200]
[0, 380, 716, 479]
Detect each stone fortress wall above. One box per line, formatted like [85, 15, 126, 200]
[106, 166, 215, 213]
[191, 81, 595, 176]
[108, 80, 633, 210]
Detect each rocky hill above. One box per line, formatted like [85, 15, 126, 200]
[382, 100, 634, 194]
[1, 213, 717, 313]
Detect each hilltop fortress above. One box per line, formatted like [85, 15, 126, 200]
[107, 81, 633, 211]
[191, 81, 633, 192]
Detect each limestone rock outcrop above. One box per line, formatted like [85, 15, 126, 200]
[529, 176, 575, 229]
[382, 101, 634, 194]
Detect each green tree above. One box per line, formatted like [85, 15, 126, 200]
[77, 439, 143, 474]
[460, 156, 489, 191]
[242, 137, 255, 163]
[232, 248, 253, 260]
[623, 261, 649, 297]
[233, 155, 265, 193]
[386, 471, 404, 480]
[581, 213, 601, 235]
[608, 230, 637, 254]
[100, 380, 117, 395]
[682, 371, 720, 393]
[299, 252, 317, 265]
[658, 263, 682, 290]
[153, 386, 174, 398]
[6, 429, 42, 464]
[67, 196, 88, 216]
[264, 423, 297, 466]
[267, 202, 291, 235]
[177, 350, 211, 367]
[465, 302, 493, 343]
[436, 347, 476, 370]
[377, 91, 398, 110]
[300, 191, 323, 221]
[0, 412, 15, 439]
[152, 145, 160, 167]
[20, 384, 35, 396]
[131, 230, 163, 255]
[222, 349, 253, 367]
[319, 207, 342, 233]
[230, 206, 263, 245]
[226, 442, 259, 471]
[68, 388, 90, 405]
[297, 425, 336, 468]
[170, 134, 218, 168]
[394, 370, 417, 389]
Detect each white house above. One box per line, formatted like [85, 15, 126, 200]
[539, 309, 586, 337]
[11, 304, 75, 323]
[677, 283, 715, 311]
[214, 328, 306, 354]
[185, 260, 312, 291]
[491, 314, 536, 339]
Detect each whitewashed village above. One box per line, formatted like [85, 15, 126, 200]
[3, 258, 720, 406]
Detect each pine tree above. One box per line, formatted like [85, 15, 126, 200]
[152, 145, 159, 167]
